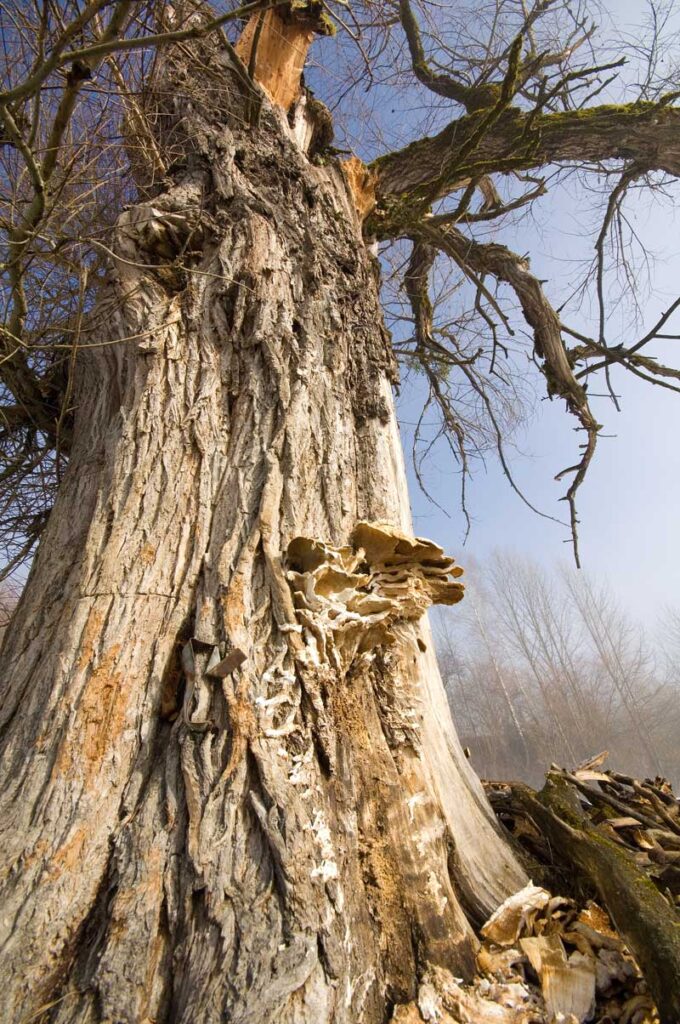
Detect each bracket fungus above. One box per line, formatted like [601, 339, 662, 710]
[284, 521, 464, 674]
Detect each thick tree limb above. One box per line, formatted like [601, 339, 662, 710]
[403, 240, 437, 349]
[372, 103, 680, 211]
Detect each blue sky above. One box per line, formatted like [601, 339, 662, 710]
[399, 183, 680, 617]
[400, 336, 680, 618]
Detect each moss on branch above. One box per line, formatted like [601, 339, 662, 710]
[371, 101, 680, 230]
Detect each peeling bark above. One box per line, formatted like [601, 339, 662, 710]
[0, 39, 524, 1024]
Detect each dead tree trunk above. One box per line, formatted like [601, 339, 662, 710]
[0, 21, 524, 1024]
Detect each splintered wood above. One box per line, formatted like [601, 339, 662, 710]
[394, 882, 657, 1023]
[235, 9, 315, 110]
[341, 155, 378, 221]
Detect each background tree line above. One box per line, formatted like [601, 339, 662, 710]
[435, 552, 680, 786]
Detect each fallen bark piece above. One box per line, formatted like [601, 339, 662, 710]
[605, 816, 642, 829]
[391, 877, 659, 1024]
[520, 934, 595, 1023]
[481, 882, 551, 946]
[573, 770, 612, 784]
[576, 751, 610, 772]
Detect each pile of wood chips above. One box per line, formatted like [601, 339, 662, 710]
[395, 758, 678, 1023]
[468, 881, 658, 1023]
[396, 878, 657, 1024]
[467, 753, 680, 1023]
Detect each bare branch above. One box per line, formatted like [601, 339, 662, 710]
[372, 103, 680, 214]
[416, 221, 600, 564]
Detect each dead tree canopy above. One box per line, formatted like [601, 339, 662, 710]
[2, 0, 680, 570]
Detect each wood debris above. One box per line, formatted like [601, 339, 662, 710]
[483, 757, 680, 1023]
[393, 883, 657, 1023]
[481, 882, 551, 945]
[479, 882, 655, 1023]
[487, 761, 680, 910]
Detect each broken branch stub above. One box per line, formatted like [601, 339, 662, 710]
[284, 521, 464, 673]
[235, 1, 334, 111]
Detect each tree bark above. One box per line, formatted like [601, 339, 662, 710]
[0, 45, 524, 1024]
[373, 104, 680, 213]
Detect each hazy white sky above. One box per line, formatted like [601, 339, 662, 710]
[396, 0, 680, 618]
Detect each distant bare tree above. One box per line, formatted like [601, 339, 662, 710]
[562, 567, 665, 774]
[435, 553, 680, 785]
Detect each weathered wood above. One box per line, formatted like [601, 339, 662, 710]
[508, 776, 680, 1024]
[0, 27, 525, 1024]
[235, 9, 315, 111]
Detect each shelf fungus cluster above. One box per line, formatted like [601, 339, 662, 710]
[284, 521, 464, 674]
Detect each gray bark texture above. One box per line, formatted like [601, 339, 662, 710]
[0, 34, 524, 1024]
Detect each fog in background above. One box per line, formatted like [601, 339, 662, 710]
[432, 552, 680, 788]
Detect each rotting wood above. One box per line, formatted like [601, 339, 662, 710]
[393, 880, 659, 1023]
[486, 766, 680, 1024]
